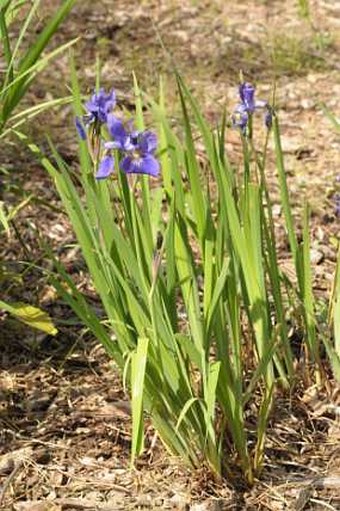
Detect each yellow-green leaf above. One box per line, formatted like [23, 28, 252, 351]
[0, 300, 58, 335]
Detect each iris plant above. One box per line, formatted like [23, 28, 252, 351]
[37, 72, 340, 485]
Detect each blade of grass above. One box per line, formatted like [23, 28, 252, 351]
[0, 4, 13, 83]
[131, 337, 149, 464]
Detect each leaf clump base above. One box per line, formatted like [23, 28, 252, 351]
[0, 333, 338, 510]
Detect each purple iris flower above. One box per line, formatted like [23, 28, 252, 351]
[84, 88, 116, 125]
[96, 115, 160, 180]
[120, 131, 159, 177]
[232, 82, 272, 134]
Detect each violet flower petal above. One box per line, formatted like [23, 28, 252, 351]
[120, 156, 133, 174]
[139, 131, 158, 154]
[85, 88, 116, 124]
[96, 155, 114, 180]
[120, 155, 160, 177]
[232, 104, 249, 132]
[139, 155, 160, 176]
[107, 114, 127, 141]
[239, 82, 256, 113]
[75, 117, 86, 140]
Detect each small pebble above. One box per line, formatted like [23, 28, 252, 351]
[310, 248, 324, 265]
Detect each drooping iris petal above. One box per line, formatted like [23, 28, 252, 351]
[96, 155, 114, 180]
[139, 154, 160, 176]
[120, 155, 160, 177]
[120, 156, 134, 174]
[232, 104, 248, 132]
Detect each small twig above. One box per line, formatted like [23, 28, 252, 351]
[14, 498, 131, 510]
[309, 498, 338, 511]
[9, 219, 31, 260]
[47, 467, 131, 494]
[0, 460, 23, 506]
